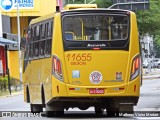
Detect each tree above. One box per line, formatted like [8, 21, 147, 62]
[136, 0, 160, 36]
[153, 33, 160, 57]
[95, 0, 112, 8]
[136, 0, 160, 57]
[64, 0, 112, 8]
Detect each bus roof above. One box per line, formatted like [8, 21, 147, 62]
[29, 13, 54, 25]
[63, 4, 97, 10]
[29, 7, 134, 26]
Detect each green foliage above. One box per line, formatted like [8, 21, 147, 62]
[0, 76, 22, 93]
[0, 76, 8, 92]
[10, 77, 22, 91]
[136, 0, 160, 36]
[64, 0, 112, 8]
[136, 0, 160, 57]
[153, 33, 160, 57]
[95, 0, 112, 8]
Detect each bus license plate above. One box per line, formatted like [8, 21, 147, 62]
[89, 88, 104, 94]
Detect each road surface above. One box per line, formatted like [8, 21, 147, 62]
[0, 78, 160, 119]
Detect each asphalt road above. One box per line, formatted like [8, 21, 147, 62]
[0, 78, 160, 120]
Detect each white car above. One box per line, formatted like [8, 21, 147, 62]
[153, 58, 160, 69]
[143, 59, 153, 68]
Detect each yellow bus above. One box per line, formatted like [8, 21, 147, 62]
[22, 4, 142, 117]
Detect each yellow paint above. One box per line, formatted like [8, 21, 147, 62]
[11, 17, 29, 36]
[22, 7, 141, 109]
[64, 4, 97, 10]
[8, 51, 19, 80]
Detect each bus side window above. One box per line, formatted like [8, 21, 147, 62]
[45, 23, 48, 38]
[48, 21, 53, 37]
[45, 21, 53, 57]
[39, 23, 45, 57]
[30, 28, 34, 59]
[40, 24, 45, 39]
[34, 25, 39, 58]
[28, 27, 33, 60]
[23, 27, 30, 72]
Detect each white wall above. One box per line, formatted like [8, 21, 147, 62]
[0, 10, 2, 37]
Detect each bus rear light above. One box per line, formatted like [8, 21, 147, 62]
[52, 56, 63, 81]
[57, 86, 59, 93]
[119, 88, 124, 90]
[130, 55, 140, 80]
[69, 88, 75, 90]
[69, 88, 80, 90]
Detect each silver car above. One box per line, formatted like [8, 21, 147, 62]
[143, 59, 153, 68]
[153, 58, 160, 69]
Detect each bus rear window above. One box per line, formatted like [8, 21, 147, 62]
[62, 14, 130, 50]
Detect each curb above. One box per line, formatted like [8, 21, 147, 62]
[143, 76, 160, 80]
[0, 90, 23, 98]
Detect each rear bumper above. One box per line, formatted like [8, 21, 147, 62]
[51, 76, 140, 103]
[48, 96, 139, 108]
[65, 77, 140, 97]
[50, 77, 140, 108]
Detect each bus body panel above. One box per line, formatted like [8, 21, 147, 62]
[23, 58, 53, 104]
[64, 76, 140, 97]
[22, 8, 141, 112]
[64, 51, 129, 86]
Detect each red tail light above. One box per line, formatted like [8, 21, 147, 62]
[52, 56, 63, 81]
[131, 55, 141, 80]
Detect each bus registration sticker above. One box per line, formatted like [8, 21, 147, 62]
[89, 71, 102, 84]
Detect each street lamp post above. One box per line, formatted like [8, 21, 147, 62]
[147, 34, 151, 73]
[17, 2, 22, 82]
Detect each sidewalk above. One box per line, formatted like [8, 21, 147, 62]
[0, 90, 23, 98]
[143, 68, 160, 80]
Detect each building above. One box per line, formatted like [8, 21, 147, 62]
[0, 45, 6, 76]
[140, 34, 154, 62]
[1, 0, 56, 35]
[0, 0, 57, 80]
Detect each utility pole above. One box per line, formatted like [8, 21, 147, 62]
[147, 34, 151, 73]
[17, 1, 22, 82]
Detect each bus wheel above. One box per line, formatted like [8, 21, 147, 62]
[30, 104, 43, 113]
[106, 107, 119, 117]
[46, 104, 64, 117]
[94, 106, 104, 115]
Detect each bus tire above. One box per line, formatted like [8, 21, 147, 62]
[46, 103, 64, 117]
[41, 85, 45, 107]
[30, 104, 43, 113]
[106, 107, 119, 117]
[26, 86, 30, 103]
[94, 106, 104, 115]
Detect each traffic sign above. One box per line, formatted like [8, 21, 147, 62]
[0, 0, 14, 12]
